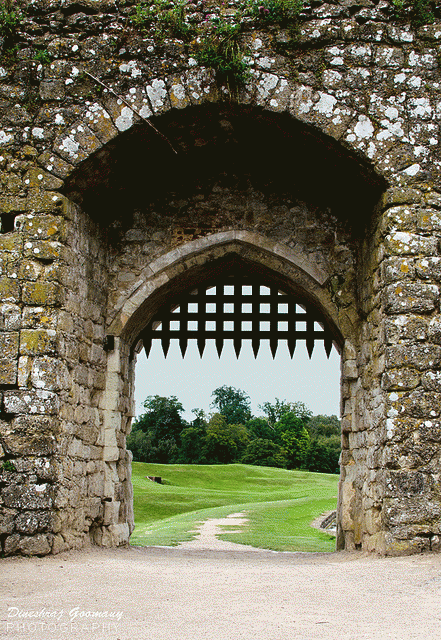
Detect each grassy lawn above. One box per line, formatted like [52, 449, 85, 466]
[130, 462, 338, 552]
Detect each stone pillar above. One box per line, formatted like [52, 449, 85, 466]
[379, 187, 441, 554]
[95, 336, 134, 547]
[0, 185, 69, 555]
[339, 186, 441, 555]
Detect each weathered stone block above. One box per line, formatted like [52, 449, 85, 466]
[20, 214, 65, 241]
[0, 415, 59, 456]
[103, 500, 120, 525]
[31, 356, 69, 391]
[18, 533, 53, 556]
[428, 316, 441, 344]
[384, 315, 427, 344]
[417, 209, 441, 232]
[22, 282, 61, 306]
[26, 191, 64, 214]
[0, 234, 22, 253]
[383, 282, 438, 314]
[39, 80, 65, 101]
[382, 205, 416, 232]
[37, 150, 74, 181]
[0, 507, 16, 535]
[415, 256, 441, 281]
[0, 304, 21, 330]
[384, 231, 437, 256]
[3, 389, 59, 415]
[385, 344, 441, 370]
[422, 370, 441, 391]
[15, 510, 53, 534]
[396, 388, 441, 419]
[13, 456, 58, 482]
[20, 329, 57, 355]
[425, 191, 441, 209]
[3, 533, 21, 555]
[380, 188, 422, 209]
[383, 496, 441, 527]
[381, 257, 414, 283]
[51, 533, 69, 554]
[23, 169, 64, 193]
[0, 331, 19, 384]
[83, 102, 118, 145]
[0, 276, 20, 303]
[417, 419, 441, 443]
[24, 240, 65, 262]
[53, 122, 103, 166]
[382, 368, 420, 391]
[0, 196, 27, 214]
[342, 360, 358, 380]
[21, 308, 58, 330]
[3, 483, 53, 510]
[18, 259, 43, 281]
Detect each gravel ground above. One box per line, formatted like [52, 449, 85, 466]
[1, 519, 441, 640]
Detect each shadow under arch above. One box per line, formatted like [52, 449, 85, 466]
[62, 102, 387, 238]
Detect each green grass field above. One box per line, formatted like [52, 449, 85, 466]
[130, 463, 339, 552]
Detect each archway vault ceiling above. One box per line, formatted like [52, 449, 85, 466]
[62, 103, 386, 238]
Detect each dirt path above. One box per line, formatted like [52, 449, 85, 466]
[1, 532, 441, 640]
[174, 511, 264, 552]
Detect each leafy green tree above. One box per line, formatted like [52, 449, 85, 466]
[241, 438, 287, 468]
[126, 424, 153, 462]
[139, 395, 185, 437]
[307, 414, 340, 439]
[210, 385, 252, 425]
[276, 412, 310, 469]
[204, 413, 250, 464]
[303, 435, 340, 474]
[246, 416, 274, 441]
[178, 410, 208, 463]
[127, 395, 187, 463]
[179, 426, 207, 464]
[259, 398, 312, 429]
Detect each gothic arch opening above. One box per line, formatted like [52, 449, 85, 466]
[123, 250, 343, 546]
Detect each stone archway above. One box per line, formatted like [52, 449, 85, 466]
[2, 0, 441, 557]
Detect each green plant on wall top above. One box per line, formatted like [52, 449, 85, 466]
[0, 0, 25, 64]
[1, 459, 15, 472]
[0, 0, 22, 38]
[249, 0, 303, 24]
[130, 0, 305, 91]
[33, 49, 51, 65]
[131, 0, 194, 42]
[195, 17, 250, 92]
[392, 0, 435, 27]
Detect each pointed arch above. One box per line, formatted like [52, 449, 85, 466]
[107, 230, 348, 352]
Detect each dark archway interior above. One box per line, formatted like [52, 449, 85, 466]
[62, 103, 387, 237]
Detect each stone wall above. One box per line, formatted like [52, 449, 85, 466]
[1, 0, 441, 555]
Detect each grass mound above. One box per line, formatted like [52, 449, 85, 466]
[131, 462, 338, 552]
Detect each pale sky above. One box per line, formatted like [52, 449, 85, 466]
[134, 339, 341, 422]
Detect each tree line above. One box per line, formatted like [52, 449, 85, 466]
[127, 386, 341, 474]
